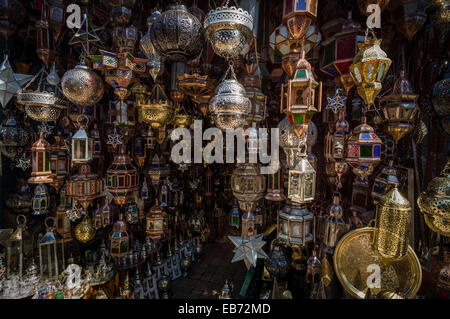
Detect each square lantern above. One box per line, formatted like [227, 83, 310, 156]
[288, 158, 316, 204]
[56, 206, 72, 241]
[50, 136, 69, 191]
[72, 127, 93, 164]
[7, 215, 33, 278]
[146, 202, 168, 241]
[109, 216, 129, 260]
[282, 0, 318, 40]
[265, 161, 286, 201]
[277, 205, 314, 247]
[241, 211, 256, 240]
[29, 133, 53, 184]
[39, 217, 65, 281]
[230, 201, 240, 228]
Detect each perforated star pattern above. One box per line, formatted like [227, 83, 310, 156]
[15, 154, 31, 171]
[107, 129, 123, 149]
[326, 91, 347, 113]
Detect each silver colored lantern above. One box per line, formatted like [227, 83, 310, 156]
[277, 203, 314, 247]
[231, 163, 266, 212]
[288, 157, 316, 204]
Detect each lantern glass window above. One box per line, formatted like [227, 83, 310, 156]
[39, 231, 59, 280]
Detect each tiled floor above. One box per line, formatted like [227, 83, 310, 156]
[171, 239, 247, 299]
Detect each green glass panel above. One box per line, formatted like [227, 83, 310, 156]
[324, 42, 335, 64]
[274, 171, 279, 189]
[112, 175, 117, 187]
[360, 144, 373, 158]
[295, 69, 307, 79]
[293, 113, 304, 124]
[45, 152, 50, 171]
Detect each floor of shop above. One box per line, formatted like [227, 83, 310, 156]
[171, 238, 248, 299]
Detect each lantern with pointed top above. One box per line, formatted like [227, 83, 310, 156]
[282, 0, 318, 42]
[66, 164, 103, 210]
[146, 200, 168, 241]
[29, 133, 53, 184]
[288, 157, 316, 204]
[109, 214, 130, 260]
[72, 124, 93, 164]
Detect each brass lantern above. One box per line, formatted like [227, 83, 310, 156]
[106, 147, 139, 206]
[371, 160, 400, 205]
[230, 163, 266, 212]
[322, 195, 351, 253]
[324, 111, 349, 161]
[288, 158, 316, 204]
[277, 203, 314, 247]
[109, 215, 130, 260]
[29, 133, 54, 184]
[278, 116, 308, 169]
[373, 186, 412, 262]
[39, 217, 65, 281]
[349, 38, 392, 106]
[71, 125, 93, 164]
[265, 160, 286, 201]
[418, 161, 450, 236]
[32, 183, 50, 215]
[7, 215, 33, 278]
[50, 135, 69, 191]
[66, 164, 103, 210]
[281, 51, 322, 137]
[282, 0, 318, 42]
[346, 117, 382, 179]
[380, 71, 418, 142]
[146, 200, 168, 241]
[145, 154, 170, 189]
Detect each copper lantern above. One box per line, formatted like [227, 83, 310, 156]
[109, 215, 130, 260]
[282, 0, 318, 42]
[146, 200, 168, 241]
[29, 133, 54, 184]
[66, 164, 103, 210]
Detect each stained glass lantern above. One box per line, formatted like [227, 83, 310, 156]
[281, 51, 322, 137]
[241, 211, 256, 239]
[50, 135, 69, 191]
[288, 157, 316, 204]
[231, 163, 267, 212]
[109, 215, 129, 260]
[29, 133, 53, 184]
[243, 69, 267, 125]
[380, 71, 418, 142]
[106, 147, 139, 206]
[322, 194, 351, 253]
[371, 160, 400, 205]
[71, 126, 93, 164]
[349, 38, 392, 106]
[230, 200, 240, 228]
[324, 111, 349, 161]
[102, 199, 111, 227]
[277, 203, 314, 247]
[36, 6, 55, 67]
[282, 0, 318, 42]
[39, 217, 65, 281]
[145, 154, 170, 189]
[146, 200, 168, 241]
[265, 160, 286, 201]
[346, 117, 382, 179]
[7, 215, 33, 278]
[125, 199, 139, 225]
[32, 184, 49, 215]
[66, 164, 103, 210]
[94, 205, 102, 229]
[90, 124, 102, 157]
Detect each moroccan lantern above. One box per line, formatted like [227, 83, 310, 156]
[109, 215, 130, 260]
[288, 157, 316, 204]
[241, 211, 256, 239]
[177, 73, 215, 111]
[50, 135, 69, 191]
[371, 160, 400, 205]
[125, 199, 139, 224]
[345, 116, 382, 179]
[32, 183, 50, 215]
[230, 200, 240, 228]
[94, 205, 103, 230]
[0, 111, 30, 159]
[380, 71, 418, 142]
[7, 215, 33, 278]
[36, 6, 55, 67]
[39, 217, 65, 280]
[140, 11, 163, 81]
[112, 24, 138, 53]
[243, 68, 267, 125]
[277, 202, 314, 247]
[373, 186, 412, 261]
[418, 161, 450, 237]
[29, 133, 53, 184]
[324, 111, 349, 161]
[66, 164, 102, 210]
[145, 154, 170, 189]
[106, 147, 139, 206]
[281, 51, 322, 137]
[265, 160, 286, 201]
[71, 123, 93, 164]
[204, 5, 253, 60]
[56, 202, 72, 242]
[146, 200, 168, 241]
[102, 199, 112, 227]
[90, 124, 102, 157]
[47, 0, 66, 38]
[209, 66, 251, 131]
[150, 4, 204, 62]
[306, 251, 321, 287]
[350, 176, 372, 216]
[349, 38, 392, 106]
[322, 194, 351, 253]
[231, 163, 266, 212]
[278, 116, 308, 169]
[282, 0, 318, 44]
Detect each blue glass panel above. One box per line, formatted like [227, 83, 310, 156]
[373, 145, 381, 158]
[296, 0, 306, 10]
[361, 133, 372, 139]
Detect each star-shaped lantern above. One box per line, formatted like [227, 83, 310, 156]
[228, 233, 269, 269]
[107, 128, 123, 149]
[326, 89, 347, 114]
[0, 55, 33, 108]
[15, 153, 31, 171]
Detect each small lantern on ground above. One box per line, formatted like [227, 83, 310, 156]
[7, 215, 33, 278]
[39, 217, 65, 281]
[29, 133, 53, 184]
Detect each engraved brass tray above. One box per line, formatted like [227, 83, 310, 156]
[333, 227, 422, 299]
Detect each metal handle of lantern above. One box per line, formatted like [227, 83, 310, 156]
[76, 115, 90, 129]
[16, 214, 27, 226]
[44, 216, 56, 231]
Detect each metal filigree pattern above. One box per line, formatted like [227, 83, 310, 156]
[61, 63, 104, 106]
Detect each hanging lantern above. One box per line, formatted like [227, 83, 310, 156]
[350, 176, 372, 217]
[277, 203, 314, 247]
[36, 6, 55, 67]
[0, 111, 30, 159]
[349, 38, 392, 106]
[74, 215, 96, 244]
[39, 217, 65, 281]
[90, 124, 102, 157]
[102, 198, 111, 227]
[231, 163, 266, 212]
[306, 250, 321, 287]
[418, 161, 450, 236]
[177, 73, 215, 111]
[209, 66, 251, 131]
[141, 179, 149, 200]
[282, 0, 318, 43]
[144, 127, 157, 150]
[281, 51, 322, 137]
[126, 198, 139, 224]
[243, 68, 267, 125]
[109, 215, 130, 260]
[391, 0, 426, 41]
[278, 116, 308, 169]
[50, 135, 69, 191]
[230, 200, 240, 228]
[140, 11, 163, 81]
[146, 200, 168, 241]
[373, 186, 412, 262]
[322, 194, 351, 253]
[71, 122, 93, 164]
[145, 154, 171, 189]
[106, 147, 139, 205]
[32, 184, 50, 215]
[287, 157, 316, 204]
[66, 164, 103, 210]
[371, 160, 400, 205]
[56, 198, 72, 242]
[265, 160, 286, 201]
[241, 211, 256, 239]
[94, 205, 102, 229]
[324, 111, 349, 161]
[345, 116, 382, 179]
[7, 215, 33, 278]
[29, 133, 53, 184]
[204, 5, 253, 59]
[47, 0, 66, 38]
